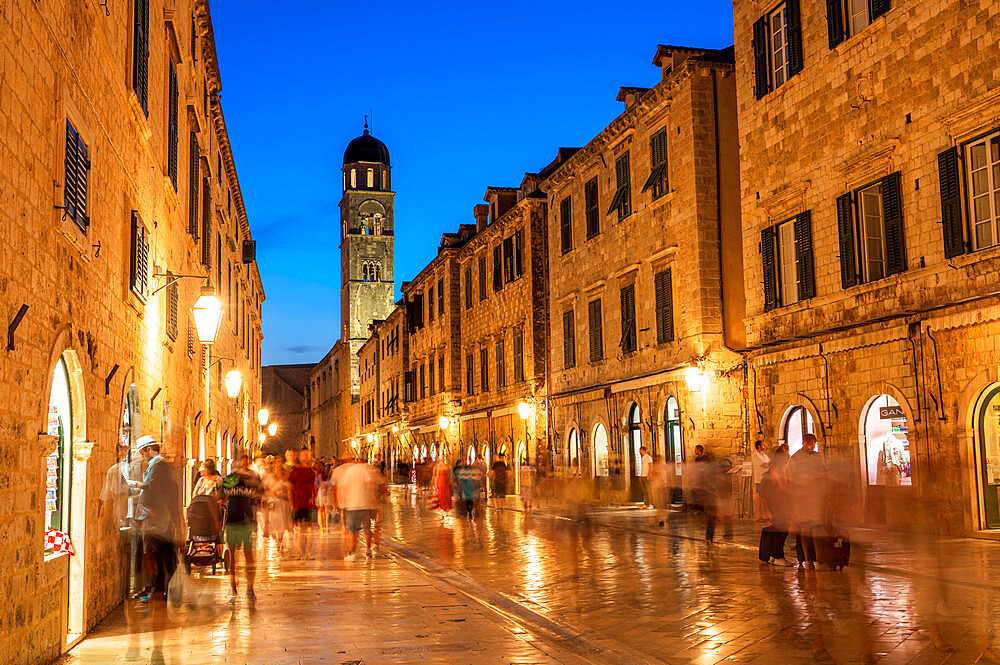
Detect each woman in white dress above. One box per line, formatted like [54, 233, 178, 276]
[262, 458, 292, 549]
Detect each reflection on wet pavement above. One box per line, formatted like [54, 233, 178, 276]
[383, 490, 1000, 665]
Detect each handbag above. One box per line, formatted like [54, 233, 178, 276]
[428, 493, 439, 510]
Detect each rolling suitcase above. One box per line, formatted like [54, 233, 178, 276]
[819, 533, 850, 570]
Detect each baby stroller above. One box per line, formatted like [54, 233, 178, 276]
[183, 494, 230, 574]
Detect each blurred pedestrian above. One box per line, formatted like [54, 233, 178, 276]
[315, 461, 333, 532]
[431, 455, 453, 518]
[283, 448, 298, 472]
[790, 433, 827, 569]
[129, 436, 180, 603]
[288, 448, 317, 558]
[262, 457, 291, 549]
[193, 458, 224, 501]
[638, 445, 653, 509]
[519, 460, 537, 512]
[453, 461, 484, 520]
[752, 440, 771, 522]
[649, 454, 670, 511]
[490, 453, 509, 511]
[223, 455, 261, 599]
[759, 443, 792, 566]
[694, 445, 732, 543]
[339, 456, 381, 561]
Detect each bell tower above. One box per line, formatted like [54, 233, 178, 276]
[340, 122, 395, 396]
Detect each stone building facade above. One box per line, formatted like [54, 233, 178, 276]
[541, 45, 745, 504]
[0, 0, 263, 661]
[734, 0, 1000, 534]
[308, 341, 353, 459]
[261, 364, 311, 456]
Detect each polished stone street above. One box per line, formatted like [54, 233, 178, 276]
[58, 488, 1000, 665]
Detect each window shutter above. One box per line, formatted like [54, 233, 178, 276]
[654, 269, 674, 343]
[129, 211, 149, 302]
[438, 278, 445, 315]
[465, 267, 473, 309]
[752, 16, 770, 99]
[560, 197, 572, 253]
[514, 229, 523, 277]
[438, 355, 445, 392]
[64, 121, 90, 230]
[793, 211, 816, 299]
[187, 315, 194, 357]
[786, 0, 804, 76]
[480, 348, 488, 392]
[202, 179, 212, 270]
[563, 310, 576, 369]
[870, 0, 890, 20]
[168, 64, 179, 188]
[760, 226, 778, 311]
[478, 257, 487, 300]
[466, 354, 474, 395]
[619, 284, 636, 352]
[496, 339, 505, 388]
[503, 236, 515, 282]
[938, 147, 966, 259]
[585, 177, 600, 238]
[493, 245, 502, 291]
[513, 331, 524, 383]
[132, 0, 149, 115]
[188, 132, 200, 239]
[826, 0, 846, 48]
[589, 299, 603, 362]
[836, 192, 858, 288]
[881, 171, 906, 276]
[167, 276, 178, 341]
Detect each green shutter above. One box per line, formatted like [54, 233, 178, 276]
[654, 269, 674, 343]
[760, 226, 778, 311]
[752, 16, 769, 99]
[786, 0, 804, 76]
[826, 0, 846, 48]
[881, 171, 905, 275]
[938, 147, 966, 259]
[794, 211, 816, 299]
[563, 310, 575, 369]
[836, 192, 858, 288]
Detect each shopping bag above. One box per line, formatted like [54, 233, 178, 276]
[166, 563, 193, 611]
[428, 493, 439, 510]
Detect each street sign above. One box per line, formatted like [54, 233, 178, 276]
[880, 405, 905, 419]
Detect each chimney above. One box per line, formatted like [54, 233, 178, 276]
[617, 86, 650, 111]
[474, 204, 489, 232]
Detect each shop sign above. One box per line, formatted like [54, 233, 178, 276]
[880, 405, 905, 419]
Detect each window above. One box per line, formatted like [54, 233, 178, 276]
[496, 338, 505, 389]
[653, 269, 674, 344]
[563, 309, 576, 369]
[428, 286, 434, 322]
[503, 231, 524, 283]
[437, 278, 445, 315]
[761, 211, 815, 309]
[466, 353, 474, 395]
[188, 132, 200, 239]
[438, 355, 445, 392]
[966, 131, 1000, 251]
[619, 284, 636, 353]
[202, 179, 212, 270]
[350, 169, 356, 188]
[131, 0, 149, 114]
[404, 370, 415, 402]
[493, 245, 503, 291]
[429, 358, 435, 397]
[514, 230, 523, 278]
[642, 129, 669, 198]
[465, 266, 473, 309]
[827, 0, 889, 47]
[752, 0, 802, 98]
[513, 330, 524, 383]
[187, 315, 195, 357]
[167, 64, 178, 188]
[836, 173, 904, 287]
[129, 211, 150, 302]
[585, 177, 600, 238]
[478, 256, 487, 301]
[419, 363, 426, 400]
[480, 347, 489, 392]
[560, 196, 573, 253]
[64, 120, 90, 231]
[607, 151, 632, 220]
[589, 299, 603, 362]
[366, 168, 374, 188]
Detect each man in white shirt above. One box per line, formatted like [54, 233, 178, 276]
[638, 446, 654, 509]
[339, 457, 383, 561]
[752, 440, 771, 522]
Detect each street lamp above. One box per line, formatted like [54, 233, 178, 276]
[268, 422, 277, 436]
[392, 424, 399, 433]
[257, 408, 269, 427]
[192, 286, 224, 345]
[366, 432, 374, 443]
[258, 432, 265, 445]
[685, 366, 706, 392]
[438, 415, 450, 430]
[517, 401, 534, 420]
[224, 369, 242, 398]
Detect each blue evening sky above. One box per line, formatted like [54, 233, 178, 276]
[210, 1, 734, 366]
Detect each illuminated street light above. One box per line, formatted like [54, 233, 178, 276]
[192, 286, 224, 345]
[438, 416, 450, 430]
[518, 401, 534, 421]
[224, 369, 242, 398]
[392, 424, 399, 433]
[366, 432, 374, 443]
[258, 433, 265, 445]
[257, 408, 269, 427]
[685, 366, 705, 392]
[267, 422, 277, 436]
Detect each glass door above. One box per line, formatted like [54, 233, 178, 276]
[979, 385, 1000, 529]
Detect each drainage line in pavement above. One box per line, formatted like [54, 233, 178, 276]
[381, 536, 660, 665]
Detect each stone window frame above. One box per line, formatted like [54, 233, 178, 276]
[767, 2, 790, 89]
[963, 128, 1000, 252]
[54, 91, 97, 261]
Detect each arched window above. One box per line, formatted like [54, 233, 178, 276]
[593, 423, 609, 477]
[862, 394, 911, 486]
[781, 405, 815, 455]
[46, 356, 73, 533]
[350, 169, 357, 188]
[628, 403, 642, 476]
[373, 213, 383, 235]
[366, 168, 374, 188]
[567, 428, 580, 475]
[664, 396, 683, 477]
[373, 262, 381, 281]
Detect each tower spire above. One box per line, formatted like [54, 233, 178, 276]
[364, 114, 369, 135]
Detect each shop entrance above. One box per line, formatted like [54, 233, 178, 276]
[976, 384, 1000, 529]
[627, 404, 643, 502]
[664, 397, 684, 503]
[514, 441, 527, 493]
[861, 394, 912, 524]
[567, 428, 580, 476]
[780, 405, 815, 455]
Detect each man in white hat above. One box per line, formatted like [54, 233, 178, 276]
[128, 436, 180, 602]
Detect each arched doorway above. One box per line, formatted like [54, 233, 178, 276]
[467, 445, 477, 464]
[627, 403, 643, 501]
[567, 428, 580, 476]
[664, 397, 684, 503]
[514, 440, 527, 493]
[593, 423, 609, 480]
[46, 357, 73, 535]
[975, 384, 1000, 529]
[861, 393, 913, 525]
[781, 405, 815, 455]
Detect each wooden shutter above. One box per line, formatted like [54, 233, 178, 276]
[466, 354, 474, 394]
[881, 171, 906, 275]
[202, 179, 212, 269]
[938, 147, 966, 258]
[64, 120, 90, 230]
[752, 16, 770, 99]
[760, 226, 778, 311]
[132, 0, 149, 114]
[438, 278, 445, 315]
[167, 276, 178, 341]
[654, 269, 674, 343]
[836, 192, 858, 288]
[189, 132, 200, 238]
[496, 339, 505, 388]
[493, 245, 502, 291]
[560, 197, 572, 253]
[428, 286, 434, 322]
[465, 266, 472, 309]
[168, 64, 179, 188]
[870, 0, 890, 20]
[826, 0, 846, 48]
[478, 256, 487, 300]
[503, 236, 514, 282]
[514, 229, 523, 277]
[438, 355, 445, 392]
[480, 348, 488, 392]
[129, 211, 150, 302]
[563, 310, 576, 369]
[513, 331, 524, 382]
[585, 177, 600, 238]
[794, 211, 816, 299]
[589, 299, 603, 362]
[786, 0, 804, 76]
[619, 284, 636, 352]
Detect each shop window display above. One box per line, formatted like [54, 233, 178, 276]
[863, 394, 911, 486]
[46, 357, 72, 537]
[628, 404, 642, 476]
[782, 405, 815, 455]
[593, 423, 609, 477]
[567, 428, 580, 475]
[977, 385, 1000, 529]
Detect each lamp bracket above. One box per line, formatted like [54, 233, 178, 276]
[150, 387, 161, 411]
[7, 304, 28, 351]
[150, 273, 208, 297]
[105, 364, 119, 395]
